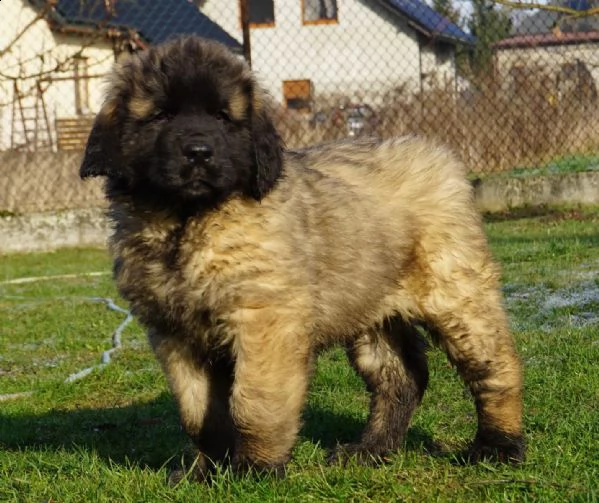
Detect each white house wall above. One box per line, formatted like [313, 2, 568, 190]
[0, 0, 115, 150]
[47, 35, 115, 117]
[420, 43, 456, 91]
[200, 1, 243, 43]
[202, 0, 423, 105]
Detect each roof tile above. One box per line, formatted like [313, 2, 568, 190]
[381, 0, 474, 43]
[47, 0, 241, 48]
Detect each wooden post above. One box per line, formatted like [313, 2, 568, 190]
[239, 0, 252, 67]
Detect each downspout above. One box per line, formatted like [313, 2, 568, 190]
[418, 36, 424, 96]
[418, 35, 424, 125]
[239, 0, 252, 67]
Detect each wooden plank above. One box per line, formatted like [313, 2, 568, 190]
[55, 116, 94, 151]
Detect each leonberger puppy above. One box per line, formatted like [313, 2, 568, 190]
[80, 36, 525, 477]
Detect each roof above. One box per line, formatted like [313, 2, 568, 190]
[515, 0, 599, 35]
[29, 0, 241, 50]
[496, 30, 599, 48]
[377, 0, 475, 44]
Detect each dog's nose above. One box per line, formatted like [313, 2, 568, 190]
[183, 142, 213, 162]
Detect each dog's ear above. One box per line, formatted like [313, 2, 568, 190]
[249, 99, 284, 200]
[80, 107, 121, 179]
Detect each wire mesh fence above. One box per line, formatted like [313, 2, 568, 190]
[1, 0, 598, 214]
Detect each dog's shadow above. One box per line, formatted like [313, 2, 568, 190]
[0, 392, 442, 471]
[302, 402, 442, 456]
[0, 392, 186, 469]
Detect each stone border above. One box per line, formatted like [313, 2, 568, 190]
[0, 208, 109, 253]
[1, 173, 598, 253]
[473, 172, 599, 213]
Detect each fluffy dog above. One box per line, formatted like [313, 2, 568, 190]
[80, 36, 525, 477]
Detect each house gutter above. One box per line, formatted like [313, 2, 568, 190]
[47, 21, 147, 50]
[407, 21, 474, 46]
[371, 0, 473, 45]
[418, 35, 424, 96]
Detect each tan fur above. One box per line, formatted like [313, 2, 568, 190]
[87, 38, 524, 475]
[107, 137, 523, 469]
[128, 95, 155, 120]
[228, 88, 248, 121]
[148, 329, 210, 437]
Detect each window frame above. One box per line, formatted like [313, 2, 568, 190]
[301, 0, 339, 26]
[282, 79, 313, 112]
[246, 0, 276, 28]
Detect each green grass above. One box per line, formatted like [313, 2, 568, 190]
[1, 208, 599, 502]
[486, 153, 599, 179]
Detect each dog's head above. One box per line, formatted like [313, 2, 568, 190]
[80, 36, 284, 207]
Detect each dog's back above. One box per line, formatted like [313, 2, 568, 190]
[249, 136, 494, 338]
[293, 136, 473, 217]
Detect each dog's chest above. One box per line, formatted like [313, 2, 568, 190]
[110, 212, 233, 341]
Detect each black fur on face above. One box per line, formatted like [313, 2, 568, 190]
[80, 36, 284, 210]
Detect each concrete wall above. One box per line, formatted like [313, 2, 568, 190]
[0, 151, 105, 214]
[1, 172, 597, 254]
[0, 208, 109, 253]
[473, 172, 599, 212]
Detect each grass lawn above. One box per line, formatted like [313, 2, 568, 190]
[1, 207, 598, 502]
[477, 153, 599, 179]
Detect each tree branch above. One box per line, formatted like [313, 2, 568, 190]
[0, 3, 50, 58]
[493, 0, 599, 17]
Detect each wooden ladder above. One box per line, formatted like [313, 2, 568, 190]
[11, 80, 54, 151]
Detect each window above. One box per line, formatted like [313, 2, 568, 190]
[283, 80, 313, 112]
[248, 0, 275, 27]
[435, 42, 452, 66]
[303, 0, 338, 24]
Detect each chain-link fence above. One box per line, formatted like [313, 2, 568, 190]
[1, 0, 598, 214]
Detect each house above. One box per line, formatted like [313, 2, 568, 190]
[495, 0, 598, 106]
[0, 0, 239, 151]
[1, 0, 472, 151]
[495, 31, 598, 105]
[514, 0, 598, 35]
[201, 0, 474, 111]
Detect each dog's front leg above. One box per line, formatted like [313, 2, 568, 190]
[228, 311, 312, 476]
[148, 329, 236, 480]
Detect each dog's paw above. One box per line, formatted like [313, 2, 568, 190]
[467, 429, 526, 464]
[167, 450, 217, 485]
[326, 443, 392, 467]
[231, 456, 288, 479]
[168, 463, 210, 486]
[168, 467, 198, 486]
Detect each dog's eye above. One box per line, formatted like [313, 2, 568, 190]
[216, 110, 232, 123]
[151, 110, 173, 122]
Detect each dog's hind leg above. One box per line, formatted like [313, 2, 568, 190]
[328, 318, 429, 465]
[148, 330, 236, 480]
[422, 273, 525, 463]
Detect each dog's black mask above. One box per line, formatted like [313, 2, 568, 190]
[80, 36, 284, 211]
